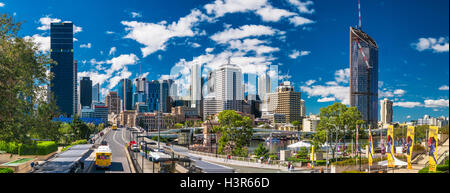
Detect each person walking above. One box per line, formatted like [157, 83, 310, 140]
[287, 162, 291, 172]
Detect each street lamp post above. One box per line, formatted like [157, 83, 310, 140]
[326, 129, 329, 173]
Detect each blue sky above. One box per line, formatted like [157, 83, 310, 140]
[1, 0, 448, 122]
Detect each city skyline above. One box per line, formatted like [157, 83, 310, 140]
[1, 0, 448, 122]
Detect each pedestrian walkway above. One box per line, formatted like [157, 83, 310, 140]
[395, 137, 448, 173]
[132, 151, 159, 173]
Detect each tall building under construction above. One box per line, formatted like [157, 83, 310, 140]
[349, 26, 378, 127]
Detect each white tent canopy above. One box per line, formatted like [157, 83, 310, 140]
[287, 141, 312, 149]
[377, 156, 408, 166]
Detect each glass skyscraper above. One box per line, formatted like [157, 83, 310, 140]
[80, 77, 92, 107]
[147, 80, 160, 112]
[118, 78, 133, 111]
[350, 27, 378, 126]
[92, 83, 100, 103]
[50, 22, 75, 117]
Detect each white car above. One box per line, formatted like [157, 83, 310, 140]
[131, 144, 140, 152]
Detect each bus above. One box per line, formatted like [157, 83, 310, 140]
[112, 124, 117, 130]
[95, 145, 112, 169]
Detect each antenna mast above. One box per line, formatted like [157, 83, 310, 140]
[358, 0, 362, 29]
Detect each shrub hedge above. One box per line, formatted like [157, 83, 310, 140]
[0, 168, 14, 173]
[0, 141, 57, 155]
[418, 162, 449, 173]
[61, 139, 88, 152]
[341, 170, 367, 173]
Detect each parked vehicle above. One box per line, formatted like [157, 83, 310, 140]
[128, 141, 137, 148]
[131, 144, 140, 152]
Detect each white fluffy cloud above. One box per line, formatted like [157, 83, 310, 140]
[0, 2, 5, 7]
[424, 99, 449, 108]
[289, 50, 300, 59]
[204, 0, 267, 18]
[289, 50, 310, 59]
[256, 5, 296, 22]
[301, 68, 351, 105]
[412, 37, 449, 53]
[205, 0, 314, 26]
[106, 54, 139, 73]
[288, 16, 315, 27]
[36, 16, 83, 34]
[317, 97, 336, 103]
[37, 16, 61, 31]
[131, 12, 142, 18]
[438, 85, 449, 91]
[109, 47, 117, 56]
[24, 34, 50, 53]
[287, 0, 315, 14]
[393, 99, 449, 108]
[210, 25, 277, 44]
[228, 39, 279, 55]
[393, 101, 422, 108]
[393, 89, 406, 96]
[122, 9, 210, 57]
[79, 43, 91, 48]
[334, 68, 350, 84]
[305, 79, 316, 86]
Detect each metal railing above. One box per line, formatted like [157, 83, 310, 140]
[128, 146, 143, 173]
[188, 150, 283, 166]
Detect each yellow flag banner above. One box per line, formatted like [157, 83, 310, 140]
[387, 125, 395, 168]
[406, 126, 415, 170]
[368, 127, 374, 167]
[428, 126, 439, 172]
[310, 145, 315, 169]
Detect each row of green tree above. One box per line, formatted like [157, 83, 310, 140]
[1, 14, 104, 148]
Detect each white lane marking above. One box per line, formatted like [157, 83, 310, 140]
[121, 128, 127, 144]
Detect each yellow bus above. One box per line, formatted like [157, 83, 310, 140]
[95, 145, 112, 169]
[112, 124, 117, 130]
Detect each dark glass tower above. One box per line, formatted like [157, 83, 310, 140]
[118, 78, 133, 111]
[80, 77, 92, 107]
[350, 27, 378, 126]
[50, 22, 75, 117]
[147, 80, 160, 112]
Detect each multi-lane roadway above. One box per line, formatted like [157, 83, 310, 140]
[88, 127, 131, 173]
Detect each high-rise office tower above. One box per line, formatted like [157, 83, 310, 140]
[380, 98, 393, 124]
[161, 79, 172, 113]
[273, 81, 301, 123]
[80, 77, 92, 107]
[300, 99, 306, 117]
[105, 91, 121, 115]
[247, 94, 262, 118]
[135, 77, 146, 92]
[191, 63, 201, 107]
[147, 80, 160, 112]
[50, 22, 75, 117]
[133, 77, 147, 111]
[207, 70, 215, 95]
[257, 73, 271, 102]
[215, 59, 244, 112]
[350, 26, 378, 127]
[92, 83, 100, 103]
[118, 78, 133, 111]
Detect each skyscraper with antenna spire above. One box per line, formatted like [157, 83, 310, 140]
[350, 0, 379, 127]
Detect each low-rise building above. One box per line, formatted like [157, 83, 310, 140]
[120, 110, 137, 128]
[136, 112, 175, 131]
[93, 104, 108, 123]
[302, 114, 320, 132]
[261, 113, 286, 124]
